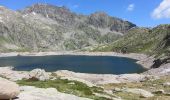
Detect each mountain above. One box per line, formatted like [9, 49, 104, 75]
[91, 24, 170, 67]
[0, 4, 136, 52]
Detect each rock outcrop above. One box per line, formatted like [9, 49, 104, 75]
[0, 67, 29, 81]
[0, 67, 157, 85]
[143, 63, 170, 76]
[29, 69, 50, 81]
[0, 77, 20, 99]
[54, 70, 154, 85]
[16, 86, 91, 100]
[122, 88, 154, 98]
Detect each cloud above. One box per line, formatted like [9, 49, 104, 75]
[151, 0, 170, 19]
[127, 4, 135, 11]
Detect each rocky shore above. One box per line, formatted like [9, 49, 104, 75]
[0, 52, 169, 100]
[0, 67, 157, 99]
[0, 67, 169, 100]
[0, 67, 156, 85]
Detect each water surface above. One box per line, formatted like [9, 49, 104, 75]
[0, 55, 146, 74]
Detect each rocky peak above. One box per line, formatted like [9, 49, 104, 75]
[20, 3, 76, 26]
[87, 11, 136, 33]
[0, 6, 7, 11]
[90, 12, 109, 17]
[22, 3, 71, 16]
[87, 12, 111, 28]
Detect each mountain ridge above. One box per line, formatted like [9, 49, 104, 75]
[90, 24, 170, 68]
[0, 3, 136, 52]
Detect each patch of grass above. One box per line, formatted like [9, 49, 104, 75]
[102, 75, 170, 100]
[17, 78, 108, 100]
[14, 48, 31, 52]
[90, 25, 170, 61]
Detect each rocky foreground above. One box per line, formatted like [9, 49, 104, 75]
[0, 64, 169, 100]
[0, 52, 169, 100]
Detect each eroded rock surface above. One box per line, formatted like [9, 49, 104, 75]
[122, 88, 154, 98]
[143, 63, 170, 76]
[0, 77, 20, 99]
[29, 69, 50, 81]
[15, 86, 91, 100]
[0, 67, 29, 81]
[54, 70, 154, 85]
[0, 67, 157, 85]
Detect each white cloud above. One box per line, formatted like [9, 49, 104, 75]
[127, 4, 135, 11]
[151, 0, 170, 19]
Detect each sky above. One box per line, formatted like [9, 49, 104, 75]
[0, 0, 170, 27]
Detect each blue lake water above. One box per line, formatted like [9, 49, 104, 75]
[0, 55, 146, 74]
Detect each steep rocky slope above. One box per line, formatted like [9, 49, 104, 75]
[91, 24, 170, 67]
[92, 25, 170, 53]
[0, 4, 136, 52]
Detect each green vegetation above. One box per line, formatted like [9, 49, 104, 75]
[17, 78, 110, 100]
[103, 76, 170, 100]
[91, 24, 170, 58]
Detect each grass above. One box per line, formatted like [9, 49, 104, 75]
[17, 78, 109, 100]
[102, 75, 170, 100]
[17, 76, 170, 100]
[90, 25, 170, 59]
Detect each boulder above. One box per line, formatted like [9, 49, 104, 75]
[16, 86, 91, 100]
[29, 69, 50, 81]
[163, 82, 170, 87]
[153, 89, 170, 96]
[112, 88, 122, 93]
[123, 88, 154, 98]
[0, 77, 20, 99]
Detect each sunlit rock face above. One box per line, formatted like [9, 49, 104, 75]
[0, 77, 20, 99]
[0, 4, 136, 52]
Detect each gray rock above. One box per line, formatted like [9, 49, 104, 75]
[0, 77, 20, 99]
[123, 88, 154, 98]
[112, 88, 122, 93]
[67, 82, 75, 85]
[153, 89, 165, 94]
[163, 82, 170, 87]
[93, 92, 121, 100]
[16, 86, 91, 100]
[55, 70, 151, 85]
[29, 69, 50, 81]
[153, 89, 170, 96]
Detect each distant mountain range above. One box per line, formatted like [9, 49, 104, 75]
[0, 3, 136, 52]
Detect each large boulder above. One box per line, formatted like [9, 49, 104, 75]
[29, 69, 50, 81]
[16, 86, 91, 100]
[0, 77, 20, 99]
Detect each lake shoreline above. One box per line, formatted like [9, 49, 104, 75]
[0, 51, 155, 69]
